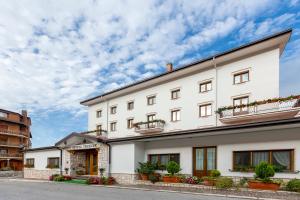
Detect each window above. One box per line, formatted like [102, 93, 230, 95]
[233, 150, 294, 172]
[47, 157, 59, 168]
[96, 110, 102, 118]
[25, 158, 34, 168]
[127, 118, 134, 129]
[96, 124, 102, 131]
[127, 101, 134, 110]
[0, 149, 7, 154]
[234, 71, 249, 84]
[0, 112, 8, 118]
[110, 106, 117, 114]
[233, 96, 249, 114]
[171, 89, 180, 99]
[171, 109, 181, 122]
[147, 95, 156, 105]
[110, 122, 117, 132]
[149, 154, 180, 166]
[147, 114, 156, 128]
[199, 104, 212, 117]
[199, 81, 212, 93]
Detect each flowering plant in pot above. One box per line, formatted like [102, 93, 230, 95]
[203, 170, 221, 186]
[136, 162, 155, 180]
[248, 162, 282, 191]
[162, 161, 181, 183]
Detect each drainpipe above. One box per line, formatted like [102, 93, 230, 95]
[213, 56, 218, 126]
[106, 142, 111, 177]
[59, 148, 63, 175]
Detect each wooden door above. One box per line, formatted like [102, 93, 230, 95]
[193, 147, 216, 177]
[86, 151, 98, 175]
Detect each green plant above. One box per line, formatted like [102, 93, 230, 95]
[286, 179, 300, 192]
[238, 177, 248, 187]
[149, 174, 160, 184]
[272, 165, 286, 172]
[136, 162, 155, 174]
[99, 168, 105, 177]
[254, 162, 275, 183]
[154, 162, 166, 171]
[215, 177, 234, 189]
[210, 170, 221, 177]
[54, 175, 65, 182]
[166, 161, 181, 176]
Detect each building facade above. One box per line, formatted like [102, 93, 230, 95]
[24, 29, 300, 183]
[0, 109, 31, 171]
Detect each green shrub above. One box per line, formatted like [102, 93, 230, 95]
[286, 179, 300, 192]
[54, 175, 65, 182]
[210, 170, 221, 177]
[149, 174, 160, 184]
[166, 161, 181, 176]
[254, 162, 275, 182]
[215, 177, 234, 189]
[136, 162, 155, 174]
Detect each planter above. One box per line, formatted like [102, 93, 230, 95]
[140, 173, 149, 180]
[248, 181, 280, 191]
[203, 179, 216, 186]
[162, 176, 180, 183]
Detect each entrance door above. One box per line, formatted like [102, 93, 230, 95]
[193, 147, 216, 177]
[86, 150, 98, 175]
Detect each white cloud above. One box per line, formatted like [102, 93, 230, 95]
[0, 0, 282, 117]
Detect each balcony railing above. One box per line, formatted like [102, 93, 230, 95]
[0, 129, 29, 138]
[0, 141, 21, 148]
[218, 98, 300, 124]
[134, 120, 165, 134]
[81, 129, 108, 138]
[0, 153, 22, 158]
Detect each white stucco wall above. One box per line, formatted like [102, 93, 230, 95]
[87, 48, 280, 138]
[24, 149, 61, 170]
[110, 143, 135, 173]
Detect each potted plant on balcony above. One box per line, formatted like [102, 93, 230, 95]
[248, 162, 282, 191]
[203, 169, 221, 186]
[162, 161, 181, 183]
[136, 162, 155, 180]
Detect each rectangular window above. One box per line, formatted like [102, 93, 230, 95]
[149, 154, 180, 166]
[233, 96, 249, 114]
[199, 104, 212, 117]
[0, 112, 8, 118]
[147, 95, 156, 105]
[171, 109, 181, 122]
[96, 125, 102, 131]
[127, 118, 134, 129]
[110, 106, 117, 114]
[233, 150, 294, 172]
[234, 71, 249, 84]
[110, 122, 117, 132]
[47, 157, 59, 168]
[127, 101, 134, 110]
[147, 114, 156, 128]
[171, 89, 180, 99]
[96, 110, 102, 118]
[199, 81, 212, 93]
[25, 158, 34, 168]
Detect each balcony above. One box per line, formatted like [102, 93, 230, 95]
[0, 153, 22, 159]
[81, 129, 108, 138]
[134, 120, 165, 134]
[218, 96, 300, 125]
[0, 141, 21, 148]
[0, 130, 29, 138]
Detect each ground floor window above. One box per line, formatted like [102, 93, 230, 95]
[233, 149, 294, 172]
[46, 157, 60, 169]
[25, 158, 34, 168]
[148, 153, 180, 167]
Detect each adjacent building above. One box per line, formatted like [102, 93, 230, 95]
[24, 29, 300, 183]
[0, 109, 31, 171]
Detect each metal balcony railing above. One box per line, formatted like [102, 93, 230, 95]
[81, 129, 108, 138]
[0, 153, 22, 158]
[0, 129, 29, 137]
[134, 121, 165, 134]
[0, 141, 21, 147]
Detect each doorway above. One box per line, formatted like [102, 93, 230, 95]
[193, 147, 217, 177]
[85, 150, 98, 175]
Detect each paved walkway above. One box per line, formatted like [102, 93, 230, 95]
[0, 180, 246, 200]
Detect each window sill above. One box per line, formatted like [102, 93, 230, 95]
[233, 81, 249, 85]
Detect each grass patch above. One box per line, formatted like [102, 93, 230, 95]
[63, 179, 88, 185]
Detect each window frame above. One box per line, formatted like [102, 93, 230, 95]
[233, 71, 249, 84]
[147, 95, 156, 105]
[233, 149, 294, 172]
[110, 122, 117, 132]
[47, 157, 59, 168]
[110, 106, 117, 114]
[127, 101, 134, 110]
[25, 158, 35, 168]
[233, 96, 249, 115]
[148, 153, 180, 166]
[199, 81, 212, 93]
[171, 109, 181, 122]
[171, 89, 180, 100]
[127, 118, 134, 129]
[199, 103, 212, 117]
[96, 110, 102, 118]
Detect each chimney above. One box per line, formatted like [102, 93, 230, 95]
[166, 63, 173, 72]
[21, 110, 27, 118]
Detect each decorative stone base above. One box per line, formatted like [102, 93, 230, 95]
[24, 169, 60, 180]
[111, 173, 139, 184]
[0, 171, 23, 178]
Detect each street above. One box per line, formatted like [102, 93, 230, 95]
[0, 180, 245, 200]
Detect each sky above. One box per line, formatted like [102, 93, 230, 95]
[0, 0, 299, 147]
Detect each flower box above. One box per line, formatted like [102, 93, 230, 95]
[162, 176, 180, 183]
[248, 181, 280, 191]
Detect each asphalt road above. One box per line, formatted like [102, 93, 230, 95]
[0, 180, 245, 200]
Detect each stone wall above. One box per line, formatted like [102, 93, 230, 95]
[0, 171, 23, 178]
[98, 144, 109, 177]
[24, 168, 60, 179]
[111, 173, 139, 184]
[70, 151, 86, 176]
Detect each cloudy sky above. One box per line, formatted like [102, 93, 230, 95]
[0, 0, 299, 147]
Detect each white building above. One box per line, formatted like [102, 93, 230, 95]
[24, 29, 300, 183]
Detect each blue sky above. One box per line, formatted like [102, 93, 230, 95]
[0, 0, 299, 147]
